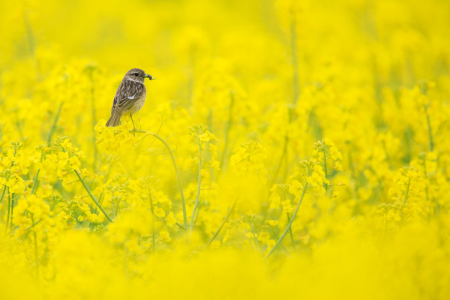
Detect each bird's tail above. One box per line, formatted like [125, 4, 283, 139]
[106, 111, 122, 127]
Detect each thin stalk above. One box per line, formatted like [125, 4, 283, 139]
[270, 135, 289, 187]
[270, 14, 300, 185]
[190, 138, 202, 232]
[48, 102, 64, 145]
[204, 198, 238, 250]
[287, 213, 296, 252]
[26, 219, 41, 231]
[5, 191, 11, 234]
[290, 16, 300, 117]
[323, 149, 328, 192]
[31, 169, 40, 195]
[250, 223, 263, 255]
[265, 182, 308, 259]
[400, 178, 411, 222]
[134, 130, 188, 230]
[176, 222, 186, 230]
[426, 113, 434, 152]
[89, 72, 98, 171]
[0, 186, 6, 205]
[219, 92, 235, 174]
[148, 188, 156, 253]
[10, 194, 14, 231]
[270, 227, 290, 256]
[2, 151, 16, 205]
[74, 169, 113, 222]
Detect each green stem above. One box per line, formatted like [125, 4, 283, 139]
[287, 213, 296, 252]
[219, 93, 235, 174]
[426, 113, 434, 152]
[204, 198, 238, 250]
[265, 182, 308, 259]
[0, 185, 6, 205]
[176, 222, 186, 230]
[134, 130, 188, 230]
[323, 149, 328, 192]
[148, 188, 156, 253]
[31, 169, 40, 195]
[190, 138, 202, 232]
[290, 16, 300, 116]
[74, 169, 113, 222]
[48, 102, 64, 145]
[26, 219, 41, 231]
[90, 72, 98, 171]
[270, 135, 289, 187]
[250, 223, 263, 255]
[5, 191, 11, 234]
[400, 178, 411, 222]
[10, 194, 14, 231]
[270, 227, 290, 256]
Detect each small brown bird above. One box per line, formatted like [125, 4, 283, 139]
[106, 68, 154, 127]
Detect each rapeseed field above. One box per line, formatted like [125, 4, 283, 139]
[1, 0, 450, 299]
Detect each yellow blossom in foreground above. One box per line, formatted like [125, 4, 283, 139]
[1, 0, 450, 299]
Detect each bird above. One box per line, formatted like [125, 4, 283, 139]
[106, 68, 154, 128]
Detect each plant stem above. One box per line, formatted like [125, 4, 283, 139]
[74, 169, 113, 222]
[265, 182, 308, 259]
[31, 169, 40, 195]
[287, 213, 296, 252]
[270, 135, 288, 187]
[5, 191, 10, 234]
[148, 188, 156, 253]
[0, 186, 6, 205]
[134, 130, 188, 230]
[270, 15, 300, 186]
[250, 223, 263, 255]
[270, 227, 290, 256]
[90, 72, 98, 171]
[323, 149, 328, 192]
[10, 194, 14, 231]
[426, 113, 434, 152]
[204, 198, 238, 250]
[400, 178, 411, 222]
[290, 16, 300, 117]
[26, 219, 41, 231]
[190, 138, 202, 232]
[48, 102, 64, 145]
[219, 92, 235, 174]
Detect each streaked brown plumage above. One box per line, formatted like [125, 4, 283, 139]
[106, 68, 154, 127]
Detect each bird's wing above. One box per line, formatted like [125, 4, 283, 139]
[112, 80, 145, 113]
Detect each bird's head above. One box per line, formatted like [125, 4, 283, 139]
[124, 68, 155, 84]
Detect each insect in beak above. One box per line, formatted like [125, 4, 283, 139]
[145, 74, 155, 80]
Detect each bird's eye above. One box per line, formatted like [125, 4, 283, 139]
[134, 73, 139, 76]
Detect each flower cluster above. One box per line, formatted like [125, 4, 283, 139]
[1, 0, 450, 298]
[388, 167, 427, 222]
[230, 140, 267, 182]
[95, 119, 138, 154]
[0, 142, 29, 195]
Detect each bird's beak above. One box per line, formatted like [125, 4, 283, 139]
[145, 74, 155, 80]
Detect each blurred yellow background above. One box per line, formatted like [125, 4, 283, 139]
[1, 0, 450, 299]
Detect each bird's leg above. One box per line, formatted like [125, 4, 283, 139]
[130, 114, 136, 136]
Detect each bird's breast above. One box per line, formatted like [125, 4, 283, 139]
[124, 87, 146, 115]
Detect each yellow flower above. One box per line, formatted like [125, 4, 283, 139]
[154, 206, 166, 218]
[159, 231, 171, 243]
[80, 168, 90, 177]
[61, 139, 73, 150]
[267, 220, 278, 227]
[165, 211, 177, 227]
